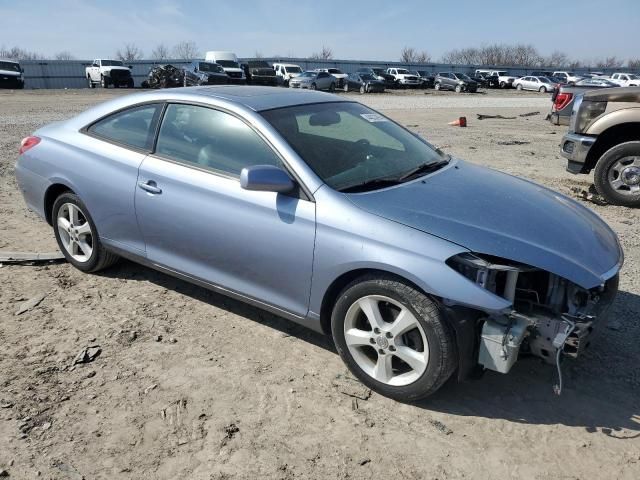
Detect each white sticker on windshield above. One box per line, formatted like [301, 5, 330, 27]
[360, 113, 388, 123]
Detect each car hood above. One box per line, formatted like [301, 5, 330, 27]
[346, 159, 621, 289]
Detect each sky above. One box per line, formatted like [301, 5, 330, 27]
[1, 0, 639, 62]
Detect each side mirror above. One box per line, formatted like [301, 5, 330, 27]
[240, 165, 295, 193]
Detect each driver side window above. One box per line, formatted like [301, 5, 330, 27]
[155, 104, 282, 177]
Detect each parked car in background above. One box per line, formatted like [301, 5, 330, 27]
[472, 71, 499, 88]
[182, 61, 229, 86]
[609, 73, 640, 87]
[243, 60, 278, 86]
[513, 76, 559, 93]
[15, 86, 622, 401]
[273, 63, 303, 86]
[548, 80, 618, 126]
[315, 68, 348, 88]
[343, 72, 385, 93]
[475, 70, 517, 88]
[356, 67, 396, 88]
[386, 68, 420, 88]
[204, 51, 245, 84]
[289, 71, 336, 91]
[412, 71, 435, 89]
[0, 59, 25, 89]
[435, 72, 478, 93]
[561, 86, 640, 206]
[142, 65, 184, 89]
[86, 59, 134, 89]
[552, 71, 583, 84]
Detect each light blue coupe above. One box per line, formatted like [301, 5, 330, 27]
[16, 86, 622, 400]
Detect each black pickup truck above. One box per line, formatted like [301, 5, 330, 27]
[243, 61, 278, 86]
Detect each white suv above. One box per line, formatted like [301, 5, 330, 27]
[273, 63, 303, 86]
[610, 73, 640, 87]
[385, 68, 420, 87]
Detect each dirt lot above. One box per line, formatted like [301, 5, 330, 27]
[0, 88, 639, 480]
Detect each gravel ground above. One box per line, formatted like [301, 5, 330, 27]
[0, 88, 639, 480]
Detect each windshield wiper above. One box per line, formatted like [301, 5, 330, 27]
[338, 177, 402, 193]
[397, 160, 450, 182]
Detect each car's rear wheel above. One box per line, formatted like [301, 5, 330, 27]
[100, 76, 108, 88]
[331, 275, 456, 401]
[594, 141, 640, 207]
[434, 82, 441, 91]
[455, 84, 462, 93]
[52, 193, 119, 272]
[539, 86, 547, 93]
[516, 83, 523, 90]
[329, 82, 336, 92]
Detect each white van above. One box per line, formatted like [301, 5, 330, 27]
[204, 51, 246, 83]
[272, 63, 303, 86]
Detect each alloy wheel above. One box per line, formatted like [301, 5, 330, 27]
[608, 156, 640, 197]
[343, 295, 429, 386]
[57, 203, 93, 262]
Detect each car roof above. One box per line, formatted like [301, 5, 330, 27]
[0, 58, 20, 63]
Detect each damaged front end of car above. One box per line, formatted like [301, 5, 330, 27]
[446, 252, 619, 391]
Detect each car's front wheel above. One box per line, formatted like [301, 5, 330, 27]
[331, 275, 456, 401]
[87, 76, 95, 89]
[434, 82, 441, 91]
[594, 141, 640, 207]
[516, 83, 523, 90]
[539, 86, 547, 93]
[52, 193, 119, 272]
[100, 76, 108, 88]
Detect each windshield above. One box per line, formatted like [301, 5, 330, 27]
[328, 68, 342, 74]
[261, 102, 447, 192]
[457, 73, 472, 81]
[248, 61, 269, 68]
[0, 61, 20, 72]
[199, 62, 224, 73]
[360, 74, 375, 81]
[396, 69, 410, 74]
[372, 68, 385, 75]
[299, 71, 315, 78]
[216, 60, 239, 68]
[285, 66, 302, 73]
[101, 60, 124, 66]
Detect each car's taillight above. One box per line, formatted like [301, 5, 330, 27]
[19, 136, 40, 155]
[554, 93, 573, 111]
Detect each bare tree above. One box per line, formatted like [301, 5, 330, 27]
[628, 58, 640, 69]
[415, 50, 431, 63]
[0, 46, 42, 60]
[310, 46, 333, 60]
[151, 43, 170, 61]
[172, 41, 199, 60]
[400, 46, 417, 63]
[116, 43, 143, 62]
[595, 56, 624, 68]
[545, 51, 569, 68]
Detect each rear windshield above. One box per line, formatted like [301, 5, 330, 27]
[216, 60, 239, 68]
[0, 61, 20, 72]
[199, 62, 224, 73]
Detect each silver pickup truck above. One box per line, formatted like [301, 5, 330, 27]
[560, 87, 640, 207]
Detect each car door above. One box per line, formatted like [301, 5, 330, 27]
[135, 103, 316, 317]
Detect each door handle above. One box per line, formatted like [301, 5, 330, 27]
[138, 180, 162, 194]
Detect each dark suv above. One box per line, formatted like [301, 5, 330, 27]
[243, 60, 278, 86]
[182, 61, 229, 86]
[435, 72, 478, 93]
[357, 67, 396, 88]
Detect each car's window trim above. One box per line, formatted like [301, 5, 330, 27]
[80, 101, 166, 154]
[148, 100, 314, 202]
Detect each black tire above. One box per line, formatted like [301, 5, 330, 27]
[309, 83, 316, 90]
[331, 275, 456, 401]
[499, 81, 506, 88]
[100, 76, 108, 88]
[52, 193, 119, 272]
[343, 83, 349, 92]
[594, 141, 640, 207]
[516, 83, 523, 90]
[455, 84, 462, 93]
[329, 82, 336, 92]
[360, 85, 366, 94]
[539, 86, 547, 93]
[88, 76, 95, 89]
[434, 82, 441, 91]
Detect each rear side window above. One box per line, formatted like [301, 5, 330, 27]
[88, 104, 162, 151]
[154, 104, 282, 177]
